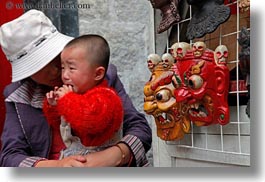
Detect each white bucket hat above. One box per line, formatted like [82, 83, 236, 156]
[0, 9, 74, 82]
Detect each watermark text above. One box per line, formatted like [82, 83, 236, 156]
[5, 1, 91, 10]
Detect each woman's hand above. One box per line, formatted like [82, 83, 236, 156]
[83, 143, 132, 167]
[35, 144, 132, 167]
[35, 155, 87, 167]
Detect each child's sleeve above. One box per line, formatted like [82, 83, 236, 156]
[42, 98, 60, 126]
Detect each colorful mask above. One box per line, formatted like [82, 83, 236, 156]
[144, 62, 191, 141]
[174, 45, 230, 126]
[144, 42, 230, 141]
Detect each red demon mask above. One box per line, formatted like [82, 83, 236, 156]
[144, 42, 230, 141]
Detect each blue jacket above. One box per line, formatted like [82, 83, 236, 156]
[0, 64, 152, 167]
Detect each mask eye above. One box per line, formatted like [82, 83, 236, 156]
[188, 75, 203, 89]
[216, 52, 222, 59]
[155, 89, 171, 102]
[177, 48, 182, 54]
[198, 46, 204, 51]
[223, 51, 228, 57]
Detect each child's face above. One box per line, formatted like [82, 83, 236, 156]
[60, 46, 97, 94]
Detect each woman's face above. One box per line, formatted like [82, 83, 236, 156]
[30, 55, 63, 87]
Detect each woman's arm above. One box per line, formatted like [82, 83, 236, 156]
[82, 142, 132, 167]
[105, 64, 152, 166]
[1, 99, 89, 167]
[0, 102, 46, 167]
[35, 155, 86, 167]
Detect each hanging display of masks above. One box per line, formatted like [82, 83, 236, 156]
[143, 42, 230, 141]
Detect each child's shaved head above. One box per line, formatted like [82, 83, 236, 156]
[65, 34, 110, 71]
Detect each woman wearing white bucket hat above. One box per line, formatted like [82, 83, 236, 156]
[0, 9, 151, 167]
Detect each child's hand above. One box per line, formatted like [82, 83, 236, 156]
[46, 89, 57, 106]
[56, 85, 73, 99]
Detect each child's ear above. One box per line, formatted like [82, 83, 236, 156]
[95, 66, 105, 81]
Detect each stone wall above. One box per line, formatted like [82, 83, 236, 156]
[78, 0, 154, 165]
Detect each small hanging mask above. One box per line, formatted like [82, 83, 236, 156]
[186, 0, 231, 40]
[214, 45, 228, 66]
[149, 0, 181, 34]
[170, 42, 191, 62]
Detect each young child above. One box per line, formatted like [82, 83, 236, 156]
[43, 34, 124, 159]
